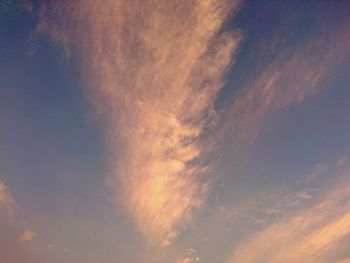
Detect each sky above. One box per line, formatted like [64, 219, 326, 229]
[1, 0, 350, 262]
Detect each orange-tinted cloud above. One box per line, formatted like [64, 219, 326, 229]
[39, 0, 242, 244]
[177, 257, 199, 263]
[0, 180, 14, 206]
[0, 180, 16, 222]
[0, 181, 43, 263]
[227, 170, 350, 263]
[19, 230, 39, 242]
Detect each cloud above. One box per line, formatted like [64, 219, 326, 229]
[227, 170, 350, 263]
[0, 181, 43, 263]
[176, 247, 200, 263]
[177, 257, 199, 263]
[222, 18, 350, 143]
[0, 180, 14, 206]
[177, 258, 192, 263]
[308, 163, 329, 181]
[19, 230, 39, 242]
[40, 0, 242, 244]
[0, 180, 16, 222]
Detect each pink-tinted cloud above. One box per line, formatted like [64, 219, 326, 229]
[0, 181, 43, 263]
[39, 0, 242, 244]
[0, 180, 16, 222]
[227, 168, 350, 263]
[177, 257, 200, 263]
[19, 229, 39, 242]
[0, 180, 14, 206]
[222, 18, 350, 143]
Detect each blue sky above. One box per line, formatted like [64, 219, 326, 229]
[1, 1, 350, 263]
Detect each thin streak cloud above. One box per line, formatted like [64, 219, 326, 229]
[223, 19, 350, 143]
[227, 170, 350, 263]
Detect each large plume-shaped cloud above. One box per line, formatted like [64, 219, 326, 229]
[38, 0, 241, 244]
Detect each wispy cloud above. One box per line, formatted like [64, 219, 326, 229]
[19, 229, 39, 242]
[227, 169, 350, 263]
[222, 19, 350, 143]
[0, 180, 14, 206]
[176, 248, 200, 263]
[177, 257, 199, 263]
[0, 180, 16, 222]
[0, 181, 43, 263]
[39, 0, 242, 244]
[308, 163, 329, 181]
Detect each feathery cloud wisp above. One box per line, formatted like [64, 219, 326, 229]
[0, 180, 14, 206]
[40, 0, 242, 244]
[19, 230, 39, 242]
[223, 20, 350, 143]
[0, 180, 16, 221]
[227, 170, 350, 263]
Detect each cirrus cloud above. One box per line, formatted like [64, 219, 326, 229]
[38, 0, 242, 244]
[227, 168, 350, 263]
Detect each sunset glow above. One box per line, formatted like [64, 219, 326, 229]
[1, 1, 350, 262]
